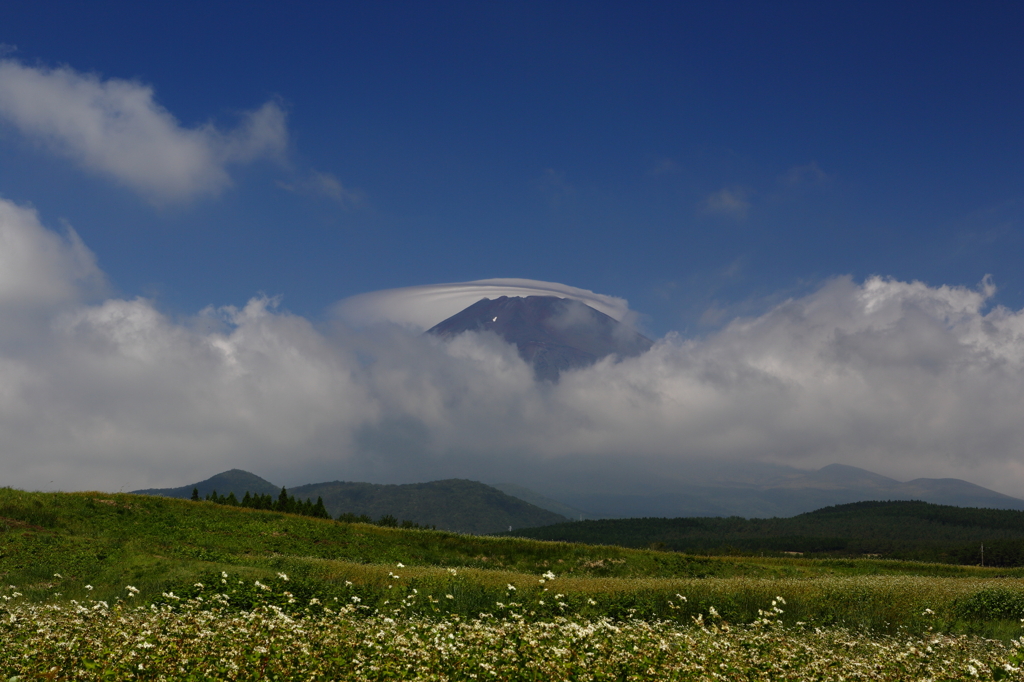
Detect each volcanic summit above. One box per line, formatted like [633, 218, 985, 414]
[426, 295, 653, 381]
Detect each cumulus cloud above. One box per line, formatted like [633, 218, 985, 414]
[0, 200, 105, 311]
[3, 196, 1024, 500]
[0, 59, 287, 202]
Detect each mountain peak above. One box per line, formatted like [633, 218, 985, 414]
[426, 295, 653, 381]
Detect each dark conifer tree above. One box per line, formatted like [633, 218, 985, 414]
[225, 492, 239, 506]
[241, 491, 252, 507]
[191, 487, 199, 501]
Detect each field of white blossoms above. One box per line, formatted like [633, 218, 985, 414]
[4, 579, 1024, 681]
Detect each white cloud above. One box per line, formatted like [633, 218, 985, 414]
[0, 59, 287, 202]
[3, 196, 1024, 501]
[780, 161, 829, 187]
[701, 187, 751, 219]
[0, 200, 105, 311]
[277, 170, 366, 207]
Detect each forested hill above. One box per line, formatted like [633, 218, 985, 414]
[133, 471, 568, 535]
[503, 501, 1024, 566]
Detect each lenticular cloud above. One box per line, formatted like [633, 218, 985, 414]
[333, 279, 633, 330]
[2, 196, 1024, 497]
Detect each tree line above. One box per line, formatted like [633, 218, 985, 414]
[193, 486, 434, 529]
[503, 500, 1024, 567]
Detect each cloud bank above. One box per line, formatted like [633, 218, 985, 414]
[0, 59, 287, 202]
[3, 196, 1024, 498]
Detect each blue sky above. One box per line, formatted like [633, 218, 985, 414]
[1, 2, 1020, 334]
[1, 2, 1024, 497]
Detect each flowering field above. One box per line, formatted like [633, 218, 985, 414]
[6, 489, 1024, 678]
[3, 598, 1023, 680]
[4, 576, 1024, 680]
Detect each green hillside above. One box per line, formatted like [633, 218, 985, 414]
[503, 500, 1024, 565]
[0, 486, 785, 602]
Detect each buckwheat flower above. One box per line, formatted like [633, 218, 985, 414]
[85, 585, 93, 591]
[507, 584, 516, 591]
[351, 595, 361, 603]
[345, 581, 353, 587]
[448, 568, 457, 575]
[53, 574, 62, 579]
[221, 571, 228, 578]
[277, 573, 289, 581]
[542, 571, 556, 580]
[397, 562, 405, 568]
[446, 594, 454, 600]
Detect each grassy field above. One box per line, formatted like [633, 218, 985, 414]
[5, 487, 1024, 679]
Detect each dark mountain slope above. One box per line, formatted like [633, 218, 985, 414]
[427, 295, 652, 380]
[132, 469, 280, 499]
[291, 479, 568, 534]
[558, 463, 1024, 519]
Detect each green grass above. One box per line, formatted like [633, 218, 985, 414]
[4, 487, 1024, 638]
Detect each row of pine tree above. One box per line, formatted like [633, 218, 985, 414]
[191, 486, 330, 519]
[191, 486, 434, 529]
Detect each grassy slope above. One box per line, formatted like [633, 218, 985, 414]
[9, 488, 1024, 636]
[4, 488, 1011, 588]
